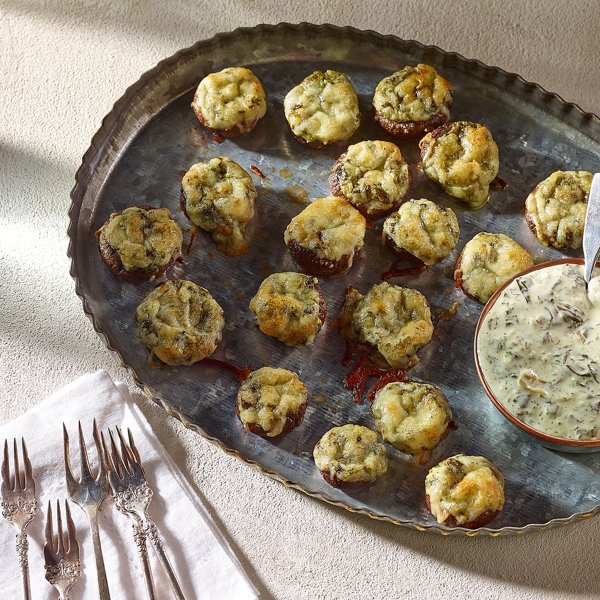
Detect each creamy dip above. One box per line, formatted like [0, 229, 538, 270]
[477, 263, 600, 440]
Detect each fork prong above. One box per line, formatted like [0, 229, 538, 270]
[99, 429, 112, 473]
[45, 500, 54, 549]
[78, 421, 95, 482]
[64, 500, 77, 555]
[92, 419, 107, 477]
[1, 439, 10, 491]
[108, 429, 127, 479]
[63, 423, 77, 491]
[12, 438, 22, 491]
[127, 428, 142, 464]
[21, 438, 34, 492]
[116, 426, 136, 472]
[56, 500, 65, 558]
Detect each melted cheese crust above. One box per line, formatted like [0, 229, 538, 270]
[525, 170, 592, 249]
[284, 196, 366, 262]
[332, 140, 410, 215]
[313, 425, 388, 483]
[284, 70, 360, 145]
[425, 455, 505, 526]
[135, 279, 224, 365]
[383, 199, 459, 266]
[371, 382, 452, 455]
[249, 272, 324, 346]
[101, 207, 183, 273]
[420, 121, 499, 208]
[457, 232, 534, 303]
[191, 67, 266, 132]
[182, 157, 256, 255]
[340, 282, 433, 368]
[372, 64, 452, 123]
[237, 367, 307, 437]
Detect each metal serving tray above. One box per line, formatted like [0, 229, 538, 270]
[68, 23, 600, 536]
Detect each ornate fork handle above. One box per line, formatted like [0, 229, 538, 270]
[131, 518, 156, 600]
[142, 516, 186, 600]
[16, 530, 31, 600]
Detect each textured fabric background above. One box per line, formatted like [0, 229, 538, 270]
[2, 2, 600, 598]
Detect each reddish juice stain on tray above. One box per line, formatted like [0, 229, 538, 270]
[344, 353, 407, 403]
[250, 165, 266, 179]
[201, 358, 250, 381]
[212, 134, 224, 143]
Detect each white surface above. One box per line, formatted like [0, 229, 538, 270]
[2, 1, 600, 599]
[0, 371, 257, 600]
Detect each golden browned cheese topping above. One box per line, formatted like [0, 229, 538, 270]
[371, 381, 452, 456]
[383, 198, 459, 266]
[181, 157, 256, 255]
[313, 424, 388, 483]
[284, 70, 360, 145]
[191, 67, 266, 132]
[425, 455, 505, 526]
[525, 170, 592, 249]
[340, 282, 434, 368]
[135, 279, 224, 366]
[332, 140, 410, 215]
[420, 121, 499, 208]
[237, 367, 307, 437]
[457, 232, 534, 303]
[284, 196, 366, 262]
[372, 64, 452, 123]
[249, 272, 324, 346]
[101, 207, 183, 274]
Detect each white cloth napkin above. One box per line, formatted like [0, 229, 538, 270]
[0, 371, 258, 600]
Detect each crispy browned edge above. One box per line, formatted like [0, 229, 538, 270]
[424, 493, 500, 529]
[374, 106, 450, 139]
[418, 120, 459, 159]
[525, 204, 574, 249]
[328, 151, 411, 219]
[320, 470, 370, 490]
[236, 393, 308, 438]
[286, 238, 360, 276]
[95, 205, 181, 283]
[382, 230, 426, 265]
[453, 252, 486, 304]
[191, 98, 262, 137]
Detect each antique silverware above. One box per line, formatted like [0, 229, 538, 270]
[102, 427, 186, 600]
[44, 499, 81, 600]
[1, 438, 37, 600]
[64, 421, 112, 599]
[584, 172, 600, 285]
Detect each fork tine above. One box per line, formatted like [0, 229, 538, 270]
[1, 439, 10, 491]
[63, 423, 77, 492]
[78, 421, 95, 481]
[108, 429, 128, 478]
[99, 429, 113, 472]
[116, 426, 136, 471]
[56, 500, 65, 557]
[21, 438, 34, 492]
[92, 419, 107, 476]
[127, 428, 142, 464]
[12, 438, 22, 491]
[45, 500, 54, 549]
[64, 501, 77, 554]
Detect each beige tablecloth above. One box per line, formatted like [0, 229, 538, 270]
[2, 2, 600, 598]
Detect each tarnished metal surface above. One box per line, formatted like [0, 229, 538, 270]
[69, 24, 600, 535]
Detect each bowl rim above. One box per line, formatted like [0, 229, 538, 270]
[473, 257, 600, 448]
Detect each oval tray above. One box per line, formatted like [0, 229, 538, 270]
[68, 23, 600, 536]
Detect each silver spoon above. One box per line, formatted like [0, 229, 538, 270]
[583, 173, 600, 285]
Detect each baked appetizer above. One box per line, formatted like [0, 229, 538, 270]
[313, 424, 388, 488]
[525, 170, 592, 249]
[454, 232, 534, 304]
[419, 121, 499, 209]
[382, 198, 459, 267]
[372, 64, 452, 138]
[284, 196, 366, 276]
[424, 454, 505, 528]
[180, 157, 256, 256]
[96, 206, 183, 282]
[371, 381, 452, 464]
[328, 140, 410, 218]
[135, 279, 224, 366]
[339, 282, 434, 369]
[249, 272, 326, 346]
[191, 66, 267, 137]
[283, 70, 360, 147]
[236, 367, 308, 438]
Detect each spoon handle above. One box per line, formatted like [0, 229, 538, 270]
[583, 173, 600, 283]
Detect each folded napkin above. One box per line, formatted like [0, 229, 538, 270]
[0, 370, 258, 600]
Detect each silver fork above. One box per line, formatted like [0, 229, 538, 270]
[44, 499, 81, 600]
[64, 421, 112, 599]
[102, 427, 186, 600]
[0, 438, 37, 600]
